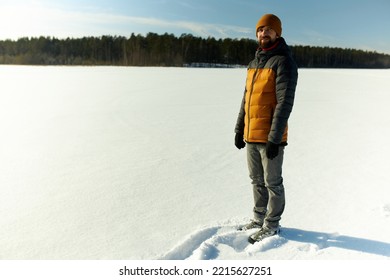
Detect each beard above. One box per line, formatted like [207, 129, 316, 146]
[259, 36, 277, 49]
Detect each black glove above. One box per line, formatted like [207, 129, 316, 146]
[235, 133, 246, 149]
[266, 141, 279, 160]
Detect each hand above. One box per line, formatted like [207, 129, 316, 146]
[235, 133, 246, 149]
[266, 141, 279, 160]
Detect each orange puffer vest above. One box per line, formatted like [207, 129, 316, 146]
[244, 68, 287, 143]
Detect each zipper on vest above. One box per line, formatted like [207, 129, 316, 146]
[246, 67, 260, 140]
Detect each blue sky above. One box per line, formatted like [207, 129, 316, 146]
[0, 0, 389, 54]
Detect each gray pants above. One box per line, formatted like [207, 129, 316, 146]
[246, 143, 285, 230]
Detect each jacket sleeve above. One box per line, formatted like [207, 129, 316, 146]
[234, 88, 246, 135]
[268, 56, 298, 144]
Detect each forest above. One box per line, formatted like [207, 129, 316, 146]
[0, 32, 389, 68]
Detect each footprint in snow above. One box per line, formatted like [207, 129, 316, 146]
[159, 221, 287, 260]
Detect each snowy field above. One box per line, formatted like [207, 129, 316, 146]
[0, 65, 389, 260]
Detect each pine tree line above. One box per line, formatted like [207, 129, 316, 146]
[0, 33, 389, 68]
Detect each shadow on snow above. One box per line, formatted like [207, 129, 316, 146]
[281, 227, 390, 258]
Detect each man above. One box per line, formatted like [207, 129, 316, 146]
[234, 14, 298, 244]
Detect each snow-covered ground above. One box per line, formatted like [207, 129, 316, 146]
[0, 66, 389, 260]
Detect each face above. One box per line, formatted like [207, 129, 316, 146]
[257, 26, 278, 48]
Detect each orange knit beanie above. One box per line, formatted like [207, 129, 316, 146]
[256, 14, 282, 36]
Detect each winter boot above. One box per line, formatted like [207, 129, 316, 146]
[248, 226, 280, 244]
[238, 219, 263, 231]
